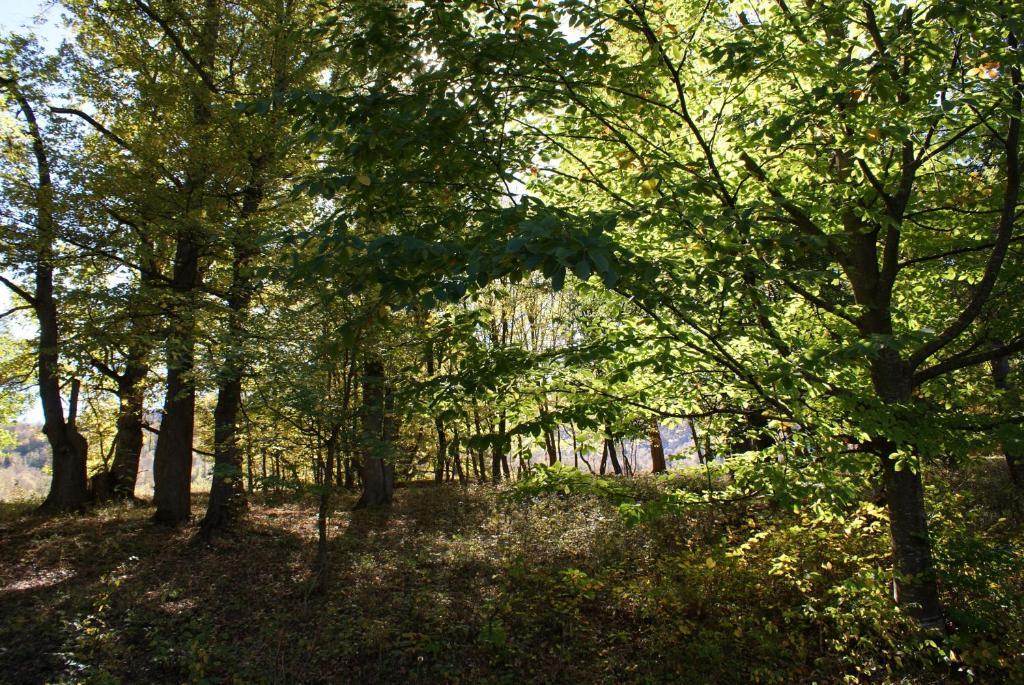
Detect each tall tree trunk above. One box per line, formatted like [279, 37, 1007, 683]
[40, 374, 89, 513]
[152, 236, 201, 525]
[151, 0, 220, 526]
[472, 408, 487, 483]
[201, 177, 263, 535]
[200, 367, 246, 534]
[0, 77, 89, 513]
[355, 359, 394, 508]
[570, 422, 579, 470]
[466, 416, 480, 481]
[649, 417, 667, 473]
[106, 371, 146, 500]
[871, 350, 943, 629]
[425, 342, 448, 483]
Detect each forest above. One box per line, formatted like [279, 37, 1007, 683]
[0, 0, 1022, 682]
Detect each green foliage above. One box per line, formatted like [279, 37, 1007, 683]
[508, 462, 636, 503]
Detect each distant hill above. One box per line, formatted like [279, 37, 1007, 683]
[1, 421, 695, 501]
[0, 422, 213, 502]
[0, 424, 50, 501]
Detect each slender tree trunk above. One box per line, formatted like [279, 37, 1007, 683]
[247, 447, 254, 494]
[355, 359, 394, 508]
[313, 426, 338, 592]
[570, 422, 578, 470]
[473, 408, 487, 483]
[871, 350, 943, 629]
[426, 345, 448, 483]
[649, 417, 667, 473]
[344, 458, 356, 489]
[260, 448, 267, 492]
[556, 424, 563, 464]
[604, 429, 623, 475]
[451, 423, 466, 486]
[466, 416, 479, 481]
[544, 426, 558, 466]
[991, 347, 1024, 490]
[433, 417, 447, 483]
[516, 434, 526, 476]
[201, 175, 263, 536]
[492, 413, 506, 483]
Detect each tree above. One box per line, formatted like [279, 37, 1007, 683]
[513, 0, 1022, 628]
[1, 37, 90, 513]
[355, 357, 395, 508]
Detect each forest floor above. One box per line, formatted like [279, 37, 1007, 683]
[0, 460, 1021, 684]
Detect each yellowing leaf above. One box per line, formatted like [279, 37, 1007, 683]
[968, 62, 1000, 80]
[640, 178, 660, 195]
[356, 173, 371, 186]
[705, 557, 716, 569]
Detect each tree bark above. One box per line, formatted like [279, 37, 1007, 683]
[544, 429, 558, 466]
[105, 372, 146, 500]
[355, 358, 394, 508]
[39, 372, 89, 513]
[200, 369, 246, 534]
[152, 234, 201, 526]
[871, 350, 943, 629]
[451, 423, 466, 486]
[151, 0, 220, 526]
[201, 176, 263, 536]
[603, 438, 622, 475]
[89, 349, 149, 503]
[990, 348, 1024, 490]
[433, 417, 447, 483]
[0, 76, 90, 513]
[492, 413, 506, 483]
[313, 426, 338, 592]
[472, 408, 487, 483]
[649, 417, 667, 473]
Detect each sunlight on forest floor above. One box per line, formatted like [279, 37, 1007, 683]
[0, 461, 1021, 684]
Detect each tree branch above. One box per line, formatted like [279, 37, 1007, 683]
[0, 275, 36, 307]
[133, 0, 220, 94]
[50, 107, 132, 151]
[909, 53, 1021, 370]
[914, 336, 1024, 386]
